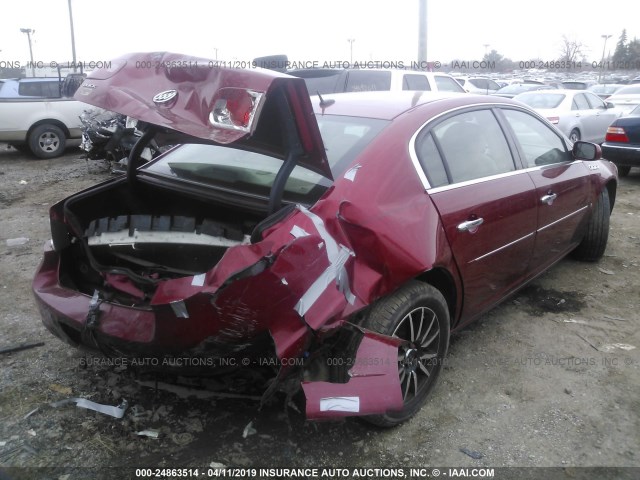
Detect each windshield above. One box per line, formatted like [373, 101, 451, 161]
[516, 93, 565, 109]
[562, 82, 588, 90]
[144, 115, 388, 204]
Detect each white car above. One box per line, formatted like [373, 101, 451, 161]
[288, 68, 468, 94]
[606, 84, 640, 114]
[514, 89, 621, 143]
[454, 77, 501, 95]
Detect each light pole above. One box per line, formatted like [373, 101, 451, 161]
[599, 34, 611, 83]
[20, 28, 35, 77]
[418, 0, 427, 64]
[483, 44, 490, 57]
[68, 0, 77, 72]
[347, 38, 355, 65]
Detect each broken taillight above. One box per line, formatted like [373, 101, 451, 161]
[209, 88, 264, 132]
[605, 126, 629, 143]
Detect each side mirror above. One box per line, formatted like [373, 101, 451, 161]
[572, 141, 602, 161]
[605, 101, 615, 109]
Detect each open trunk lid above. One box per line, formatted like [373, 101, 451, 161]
[74, 51, 332, 179]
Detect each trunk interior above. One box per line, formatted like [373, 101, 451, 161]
[58, 179, 268, 306]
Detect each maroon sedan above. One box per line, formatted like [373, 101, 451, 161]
[33, 52, 617, 427]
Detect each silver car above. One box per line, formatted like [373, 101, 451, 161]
[514, 89, 621, 143]
[606, 84, 640, 114]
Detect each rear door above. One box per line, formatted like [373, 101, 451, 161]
[417, 108, 538, 320]
[499, 108, 591, 274]
[584, 91, 620, 143]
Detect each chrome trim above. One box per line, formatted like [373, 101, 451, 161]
[517, 159, 583, 173]
[427, 168, 527, 193]
[457, 218, 484, 232]
[470, 232, 535, 263]
[427, 160, 584, 194]
[408, 128, 432, 190]
[538, 205, 588, 233]
[408, 102, 562, 191]
[541, 193, 558, 205]
[602, 143, 640, 152]
[408, 102, 527, 190]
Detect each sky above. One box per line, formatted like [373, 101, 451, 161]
[1, 0, 640, 73]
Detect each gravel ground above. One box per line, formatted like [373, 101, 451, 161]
[0, 144, 638, 480]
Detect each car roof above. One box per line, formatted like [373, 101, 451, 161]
[289, 68, 453, 78]
[612, 85, 640, 94]
[518, 89, 582, 96]
[310, 90, 520, 120]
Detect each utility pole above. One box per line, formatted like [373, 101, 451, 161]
[68, 0, 78, 72]
[20, 28, 35, 77]
[418, 0, 427, 64]
[347, 38, 355, 65]
[598, 34, 611, 83]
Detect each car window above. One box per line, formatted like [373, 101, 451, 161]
[571, 93, 590, 111]
[300, 73, 344, 95]
[17, 81, 60, 97]
[435, 76, 466, 92]
[414, 132, 449, 188]
[402, 74, 431, 91]
[502, 109, 571, 167]
[470, 78, 496, 90]
[431, 109, 515, 183]
[345, 71, 392, 92]
[144, 115, 388, 203]
[584, 92, 606, 109]
[517, 93, 565, 109]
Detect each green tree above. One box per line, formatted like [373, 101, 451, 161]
[627, 38, 640, 64]
[612, 29, 629, 63]
[482, 49, 515, 73]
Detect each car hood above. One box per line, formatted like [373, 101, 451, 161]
[74, 52, 332, 179]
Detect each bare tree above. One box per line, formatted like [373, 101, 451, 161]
[558, 35, 586, 63]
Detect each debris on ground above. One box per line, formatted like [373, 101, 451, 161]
[460, 447, 483, 459]
[0, 341, 44, 355]
[5, 237, 29, 247]
[51, 398, 129, 419]
[243, 421, 257, 439]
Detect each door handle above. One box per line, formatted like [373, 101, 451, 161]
[541, 193, 558, 205]
[457, 218, 484, 232]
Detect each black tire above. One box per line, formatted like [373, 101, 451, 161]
[572, 188, 610, 262]
[569, 129, 581, 143]
[28, 124, 66, 159]
[360, 281, 450, 427]
[617, 165, 631, 177]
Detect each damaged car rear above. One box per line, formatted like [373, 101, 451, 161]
[33, 52, 617, 427]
